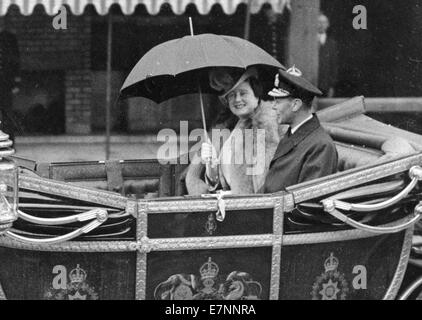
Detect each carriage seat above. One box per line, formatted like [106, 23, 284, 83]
[335, 136, 416, 172]
[34, 159, 177, 198]
[318, 96, 419, 172]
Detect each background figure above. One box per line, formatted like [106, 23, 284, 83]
[0, 17, 20, 141]
[317, 13, 338, 98]
[250, 6, 289, 64]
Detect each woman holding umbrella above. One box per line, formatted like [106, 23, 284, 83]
[185, 67, 282, 195]
[119, 32, 285, 195]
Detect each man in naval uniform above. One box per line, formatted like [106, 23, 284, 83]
[262, 66, 338, 193]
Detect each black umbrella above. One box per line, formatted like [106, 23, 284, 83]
[121, 33, 284, 102]
[120, 31, 284, 136]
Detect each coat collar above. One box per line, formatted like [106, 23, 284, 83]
[271, 114, 321, 164]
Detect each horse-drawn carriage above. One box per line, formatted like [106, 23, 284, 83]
[0, 95, 421, 300]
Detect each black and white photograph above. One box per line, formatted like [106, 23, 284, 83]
[0, 0, 421, 304]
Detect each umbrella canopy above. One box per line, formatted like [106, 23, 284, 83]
[120, 33, 284, 103]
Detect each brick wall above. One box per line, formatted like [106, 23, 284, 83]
[6, 6, 92, 134]
[65, 70, 92, 134]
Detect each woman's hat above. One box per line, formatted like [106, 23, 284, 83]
[268, 65, 322, 98]
[209, 67, 259, 101]
[209, 67, 237, 94]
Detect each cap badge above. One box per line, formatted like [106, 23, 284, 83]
[268, 88, 291, 98]
[268, 73, 291, 97]
[287, 65, 302, 77]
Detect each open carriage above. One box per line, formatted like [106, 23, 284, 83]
[0, 96, 420, 300]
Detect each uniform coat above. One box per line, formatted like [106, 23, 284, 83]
[262, 115, 338, 193]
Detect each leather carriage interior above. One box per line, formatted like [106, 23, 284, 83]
[319, 96, 421, 172]
[11, 159, 188, 240]
[32, 159, 189, 198]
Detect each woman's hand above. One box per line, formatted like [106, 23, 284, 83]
[202, 141, 219, 187]
[201, 141, 218, 166]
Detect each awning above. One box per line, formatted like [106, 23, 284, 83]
[0, 0, 291, 16]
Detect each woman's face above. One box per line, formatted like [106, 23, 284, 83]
[226, 81, 259, 119]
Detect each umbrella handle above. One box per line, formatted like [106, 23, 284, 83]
[198, 85, 209, 142]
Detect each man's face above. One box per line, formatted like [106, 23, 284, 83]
[272, 97, 295, 125]
[317, 15, 329, 34]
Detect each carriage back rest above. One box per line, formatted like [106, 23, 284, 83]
[335, 142, 382, 172]
[334, 136, 417, 172]
[318, 96, 418, 171]
[318, 96, 380, 171]
[36, 160, 185, 198]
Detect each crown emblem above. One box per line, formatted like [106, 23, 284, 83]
[205, 213, 217, 235]
[324, 253, 339, 272]
[199, 257, 219, 293]
[45, 264, 98, 300]
[69, 264, 87, 284]
[287, 65, 302, 77]
[200, 257, 219, 280]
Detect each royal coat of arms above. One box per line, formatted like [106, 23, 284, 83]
[154, 257, 262, 300]
[44, 264, 98, 300]
[311, 253, 349, 300]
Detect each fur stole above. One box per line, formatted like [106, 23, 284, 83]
[185, 101, 282, 195]
[250, 100, 284, 192]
